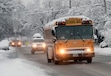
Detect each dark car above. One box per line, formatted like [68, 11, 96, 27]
[10, 40, 22, 47]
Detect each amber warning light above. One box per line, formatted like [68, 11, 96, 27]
[66, 18, 82, 25]
[82, 20, 92, 24]
[56, 22, 66, 25]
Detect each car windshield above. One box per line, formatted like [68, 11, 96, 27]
[56, 25, 93, 40]
[12, 40, 20, 42]
[33, 39, 44, 42]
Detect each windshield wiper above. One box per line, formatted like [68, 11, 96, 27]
[77, 32, 85, 42]
[65, 33, 73, 43]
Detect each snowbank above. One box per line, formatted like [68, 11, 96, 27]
[0, 39, 49, 76]
[0, 39, 9, 49]
[0, 59, 49, 76]
[95, 47, 111, 55]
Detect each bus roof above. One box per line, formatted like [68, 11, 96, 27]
[44, 16, 92, 30]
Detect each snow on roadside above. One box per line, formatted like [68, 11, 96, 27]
[0, 49, 50, 76]
[0, 39, 50, 76]
[0, 39, 9, 49]
[0, 47, 15, 60]
[95, 47, 111, 55]
[0, 59, 49, 76]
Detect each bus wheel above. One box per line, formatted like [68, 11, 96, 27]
[31, 50, 35, 54]
[74, 59, 78, 62]
[79, 59, 82, 62]
[54, 58, 62, 65]
[48, 59, 51, 63]
[54, 60, 60, 65]
[54, 60, 63, 65]
[53, 57, 59, 64]
[47, 50, 51, 63]
[87, 58, 92, 63]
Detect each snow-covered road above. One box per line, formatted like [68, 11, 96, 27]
[0, 39, 111, 76]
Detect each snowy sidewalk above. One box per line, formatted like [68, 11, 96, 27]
[95, 47, 111, 55]
[0, 48, 49, 76]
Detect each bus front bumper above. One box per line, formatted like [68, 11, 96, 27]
[55, 53, 95, 60]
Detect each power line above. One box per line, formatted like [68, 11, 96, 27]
[33, 8, 69, 14]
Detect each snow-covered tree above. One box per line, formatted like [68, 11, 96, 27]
[1, 0, 111, 41]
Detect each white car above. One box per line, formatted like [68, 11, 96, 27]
[31, 38, 46, 54]
[32, 33, 43, 40]
[99, 41, 108, 48]
[0, 39, 9, 50]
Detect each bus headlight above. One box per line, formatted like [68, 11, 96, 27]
[32, 44, 37, 48]
[86, 48, 91, 52]
[60, 49, 65, 54]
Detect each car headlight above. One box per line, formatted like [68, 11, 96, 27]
[11, 42, 15, 45]
[32, 44, 37, 48]
[18, 42, 21, 45]
[42, 43, 46, 48]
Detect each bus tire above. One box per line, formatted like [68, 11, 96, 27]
[47, 47, 53, 63]
[54, 60, 60, 65]
[48, 59, 51, 63]
[47, 53, 52, 63]
[31, 50, 35, 54]
[87, 58, 92, 63]
[74, 59, 78, 62]
[54, 57, 62, 65]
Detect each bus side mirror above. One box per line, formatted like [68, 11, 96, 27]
[51, 30, 55, 36]
[52, 38, 56, 42]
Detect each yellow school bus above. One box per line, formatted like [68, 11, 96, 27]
[44, 16, 95, 64]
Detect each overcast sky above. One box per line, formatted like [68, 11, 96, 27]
[20, 0, 35, 6]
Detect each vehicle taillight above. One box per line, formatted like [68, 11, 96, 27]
[82, 20, 92, 24]
[56, 21, 66, 25]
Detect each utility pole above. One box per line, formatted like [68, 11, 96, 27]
[103, 0, 107, 14]
[69, 0, 71, 8]
[12, 8, 18, 58]
[51, 7, 53, 20]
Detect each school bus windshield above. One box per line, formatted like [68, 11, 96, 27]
[56, 25, 93, 40]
